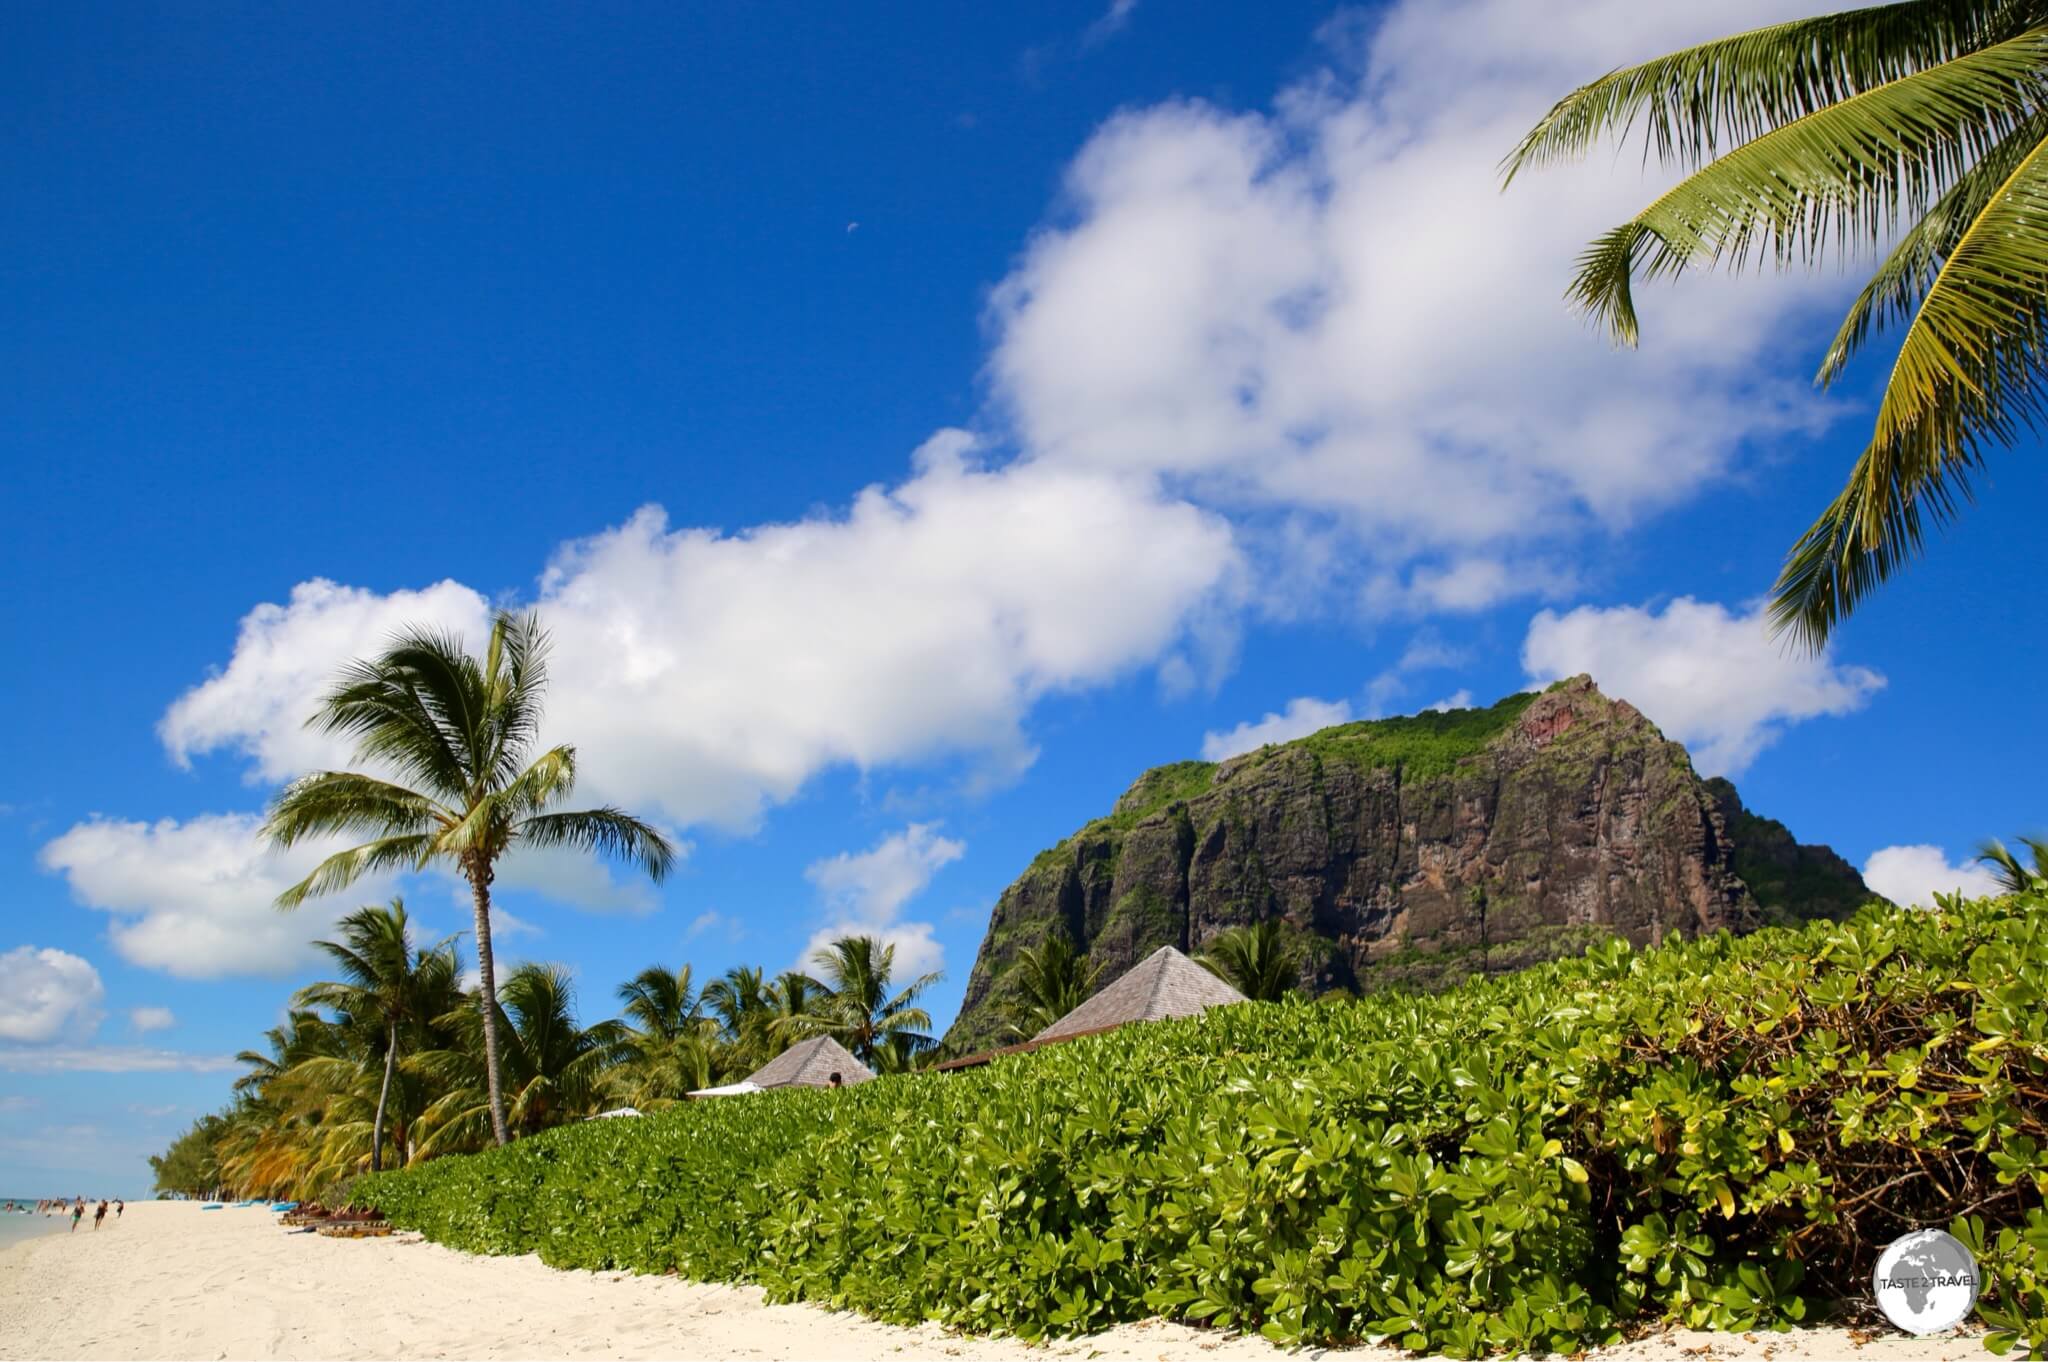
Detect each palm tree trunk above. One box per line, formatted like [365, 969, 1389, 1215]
[467, 864, 512, 1146]
[371, 1022, 396, 1173]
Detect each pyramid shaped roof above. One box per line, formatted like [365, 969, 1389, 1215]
[742, 1034, 874, 1089]
[1033, 945, 1246, 1042]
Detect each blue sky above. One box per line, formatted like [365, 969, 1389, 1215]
[5, 0, 2044, 1197]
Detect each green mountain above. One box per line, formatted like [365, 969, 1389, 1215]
[945, 676, 1875, 1051]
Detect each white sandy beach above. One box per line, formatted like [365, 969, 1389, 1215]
[0, 1202, 1994, 1362]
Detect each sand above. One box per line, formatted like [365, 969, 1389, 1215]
[0, 1202, 1993, 1361]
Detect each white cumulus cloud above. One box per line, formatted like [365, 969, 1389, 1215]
[1202, 696, 1354, 761]
[38, 814, 382, 979]
[799, 822, 965, 979]
[160, 578, 490, 781]
[1861, 845, 2004, 910]
[158, 438, 1241, 834]
[1520, 598, 1884, 776]
[128, 1007, 176, 1034]
[0, 948, 105, 1044]
[989, 0, 1843, 619]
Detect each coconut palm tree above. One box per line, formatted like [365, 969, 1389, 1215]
[1506, 2, 2048, 648]
[262, 610, 677, 1146]
[608, 963, 721, 1107]
[292, 899, 459, 1172]
[703, 964, 774, 1067]
[1977, 834, 2048, 893]
[618, 963, 701, 1041]
[224, 1011, 361, 1197]
[1001, 932, 1104, 1038]
[1197, 920, 1302, 1002]
[409, 963, 627, 1155]
[754, 969, 823, 1064]
[787, 936, 940, 1065]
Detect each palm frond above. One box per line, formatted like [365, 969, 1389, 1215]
[275, 834, 435, 909]
[517, 807, 678, 881]
[1819, 108, 2048, 381]
[1568, 29, 2048, 344]
[375, 627, 495, 790]
[482, 612, 552, 790]
[1504, 0, 2037, 180]
[1870, 123, 2048, 453]
[499, 744, 578, 820]
[263, 772, 447, 849]
[310, 649, 474, 800]
[1772, 123, 2048, 646]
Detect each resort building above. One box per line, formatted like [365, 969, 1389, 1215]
[934, 944, 1247, 1072]
[688, 1034, 874, 1096]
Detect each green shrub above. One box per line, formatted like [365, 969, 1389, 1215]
[358, 894, 2048, 1355]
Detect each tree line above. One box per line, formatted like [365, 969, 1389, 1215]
[146, 908, 1317, 1201]
[148, 908, 941, 1199]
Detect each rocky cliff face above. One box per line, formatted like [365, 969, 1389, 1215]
[944, 677, 1875, 1051]
[1702, 776, 1880, 926]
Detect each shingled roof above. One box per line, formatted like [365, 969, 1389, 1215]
[742, 1035, 874, 1089]
[1033, 945, 1246, 1042]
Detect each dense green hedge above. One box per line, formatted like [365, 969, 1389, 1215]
[358, 895, 2048, 1355]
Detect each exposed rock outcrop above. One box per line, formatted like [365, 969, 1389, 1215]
[944, 677, 1874, 1051]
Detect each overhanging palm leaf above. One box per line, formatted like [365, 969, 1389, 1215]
[263, 610, 676, 1145]
[1562, 31, 2048, 343]
[1509, 0, 2048, 648]
[1505, 0, 2035, 176]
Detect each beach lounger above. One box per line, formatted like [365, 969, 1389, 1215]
[315, 1222, 393, 1239]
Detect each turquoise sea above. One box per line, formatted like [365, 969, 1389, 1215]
[0, 1206, 67, 1251]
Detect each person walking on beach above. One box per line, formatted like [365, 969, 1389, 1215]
[69, 1199, 83, 1232]
[115, 1199, 124, 1219]
[93, 1200, 108, 1230]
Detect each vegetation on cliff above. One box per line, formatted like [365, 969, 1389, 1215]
[1704, 778, 1876, 926]
[358, 895, 2048, 1356]
[1271, 688, 1538, 780]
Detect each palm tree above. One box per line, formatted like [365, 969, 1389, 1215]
[409, 963, 627, 1155]
[224, 1011, 359, 1197]
[292, 899, 458, 1172]
[762, 970, 821, 1057]
[608, 964, 719, 1108]
[1197, 920, 1302, 1002]
[1977, 834, 2048, 893]
[618, 963, 701, 1041]
[703, 965, 774, 1067]
[1001, 933, 1104, 1038]
[1506, 3, 2048, 648]
[262, 610, 677, 1146]
[871, 1029, 937, 1075]
[786, 936, 940, 1065]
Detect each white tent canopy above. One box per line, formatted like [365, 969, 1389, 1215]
[685, 1080, 764, 1098]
